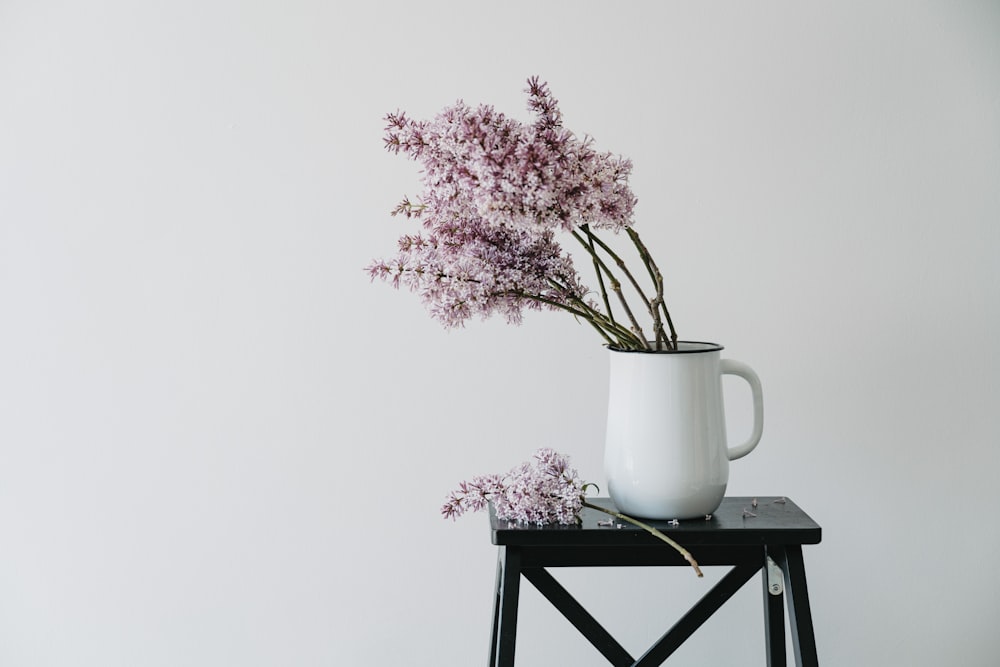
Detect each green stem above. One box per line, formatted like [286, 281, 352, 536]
[546, 301, 641, 350]
[580, 226, 654, 307]
[525, 283, 639, 349]
[581, 224, 617, 332]
[570, 229, 650, 349]
[552, 284, 642, 345]
[626, 228, 677, 348]
[582, 500, 703, 577]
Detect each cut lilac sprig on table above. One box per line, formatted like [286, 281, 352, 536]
[442, 448, 702, 577]
[369, 77, 679, 351]
[441, 448, 584, 526]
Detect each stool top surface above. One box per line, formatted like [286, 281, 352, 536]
[490, 496, 821, 547]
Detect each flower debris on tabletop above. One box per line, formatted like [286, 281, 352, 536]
[369, 77, 678, 351]
[442, 448, 702, 576]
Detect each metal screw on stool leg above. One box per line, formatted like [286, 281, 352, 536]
[766, 557, 784, 596]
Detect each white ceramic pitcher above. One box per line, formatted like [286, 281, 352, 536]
[604, 341, 764, 520]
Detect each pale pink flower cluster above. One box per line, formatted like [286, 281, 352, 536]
[441, 448, 586, 525]
[368, 77, 637, 329]
[371, 218, 586, 326]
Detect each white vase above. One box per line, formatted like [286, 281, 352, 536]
[604, 341, 764, 520]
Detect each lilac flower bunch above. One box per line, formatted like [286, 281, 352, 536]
[442, 448, 585, 525]
[369, 77, 679, 351]
[442, 448, 703, 576]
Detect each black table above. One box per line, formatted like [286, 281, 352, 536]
[488, 496, 821, 666]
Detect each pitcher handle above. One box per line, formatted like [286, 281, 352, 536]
[720, 359, 764, 460]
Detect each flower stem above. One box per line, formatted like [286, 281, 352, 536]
[581, 500, 703, 577]
[528, 284, 640, 349]
[570, 229, 650, 349]
[626, 228, 677, 348]
[582, 224, 618, 334]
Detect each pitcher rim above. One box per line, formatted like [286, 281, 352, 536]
[606, 341, 724, 354]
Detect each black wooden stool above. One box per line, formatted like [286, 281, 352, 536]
[489, 496, 821, 666]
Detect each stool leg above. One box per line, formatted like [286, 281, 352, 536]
[488, 554, 502, 665]
[777, 545, 819, 667]
[489, 546, 522, 667]
[762, 549, 786, 667]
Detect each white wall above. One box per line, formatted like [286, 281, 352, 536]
[2, 1, 998, 665]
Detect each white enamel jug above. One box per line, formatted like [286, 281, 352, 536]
[604, 341, 763, 520]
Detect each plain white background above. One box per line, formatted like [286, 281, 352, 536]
[2, 1, 998, 665]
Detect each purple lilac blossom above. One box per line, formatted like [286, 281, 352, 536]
[441, 448, 586, 525]
[369, 77, 638, 330]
